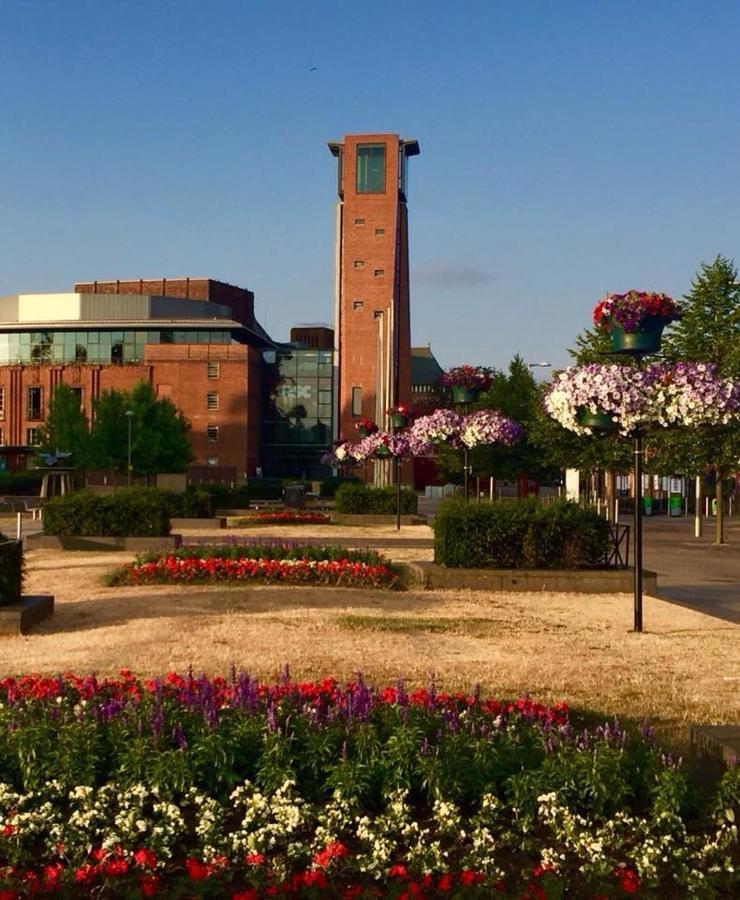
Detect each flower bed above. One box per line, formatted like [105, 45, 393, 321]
[252, 512, 332, 525]
[0, 671, 735, 898]
[109, 544, 400, 589]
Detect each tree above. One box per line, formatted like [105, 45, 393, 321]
[657, 255, 740, 543]
[39, 384, 90, 466]
[87, 382, 192, 476]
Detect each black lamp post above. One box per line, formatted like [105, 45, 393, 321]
[125, 410, 134, 487]
[390, 410, 408, 531]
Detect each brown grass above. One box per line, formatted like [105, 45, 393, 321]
[5, 523, 738, 744]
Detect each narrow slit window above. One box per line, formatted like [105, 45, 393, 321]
[352, 387, 362, 417]
[207, 392, 219, 411]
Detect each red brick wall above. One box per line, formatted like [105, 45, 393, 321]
[334, 134, 412, 443]
[0, 344, 259, 476]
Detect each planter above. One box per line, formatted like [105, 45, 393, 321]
[611, 316, 665, 354]
[390, 413, 408, 429]
[576, 408, 618, 431]
[451, 386, 480, 404]
[374, 445, 391, 458]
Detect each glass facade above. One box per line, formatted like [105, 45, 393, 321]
[261, 347, 333, 477]
[0, 329, 233, 365]
[356, 144, 386, 193]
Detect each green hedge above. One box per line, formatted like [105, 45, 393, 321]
[165, 488, 213, 518]
[320, 475, 360, 497]
[434, 498, 611, 569]
[43, 489, 172, 537]
[0, 470, 45, 496]
[0, 537, 22, 606]
[334, 482, 418, 515]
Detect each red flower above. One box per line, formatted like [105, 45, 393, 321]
[0, 892, 18, 900]
[612, 866, 641, 894]
[245, 853, 265, 866]
[1, 825, 15, 838]
[389, 864, 409, 879]
[185, 858, 212, 881]
[459, 870, 485, 886]
[233, 891, 259, 900]
[139, 874, 162, 896]
[312, 841, 349, 868]
[437, 873, 454, 891]
[103, 858, 129, 877]
[134, 848, 158, 869]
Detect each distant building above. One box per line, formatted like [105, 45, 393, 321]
[328, 133, 419, 444]
[0, 279, 272, 480]
[410, 345, 444, 416]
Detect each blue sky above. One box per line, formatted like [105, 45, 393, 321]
[1, 0, 738, 372]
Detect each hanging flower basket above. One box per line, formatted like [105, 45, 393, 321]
[354, 417, 377, 437]
[576, 408, 619, 431]
[439, 365, 493, 397]
[375, 444, 391, 458]
[387, 404, 410, 429]
[451, 386, 480, 404]
[610, 316, 665, 355]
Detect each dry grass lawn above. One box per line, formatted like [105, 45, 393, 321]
[5, 523, 738, 744]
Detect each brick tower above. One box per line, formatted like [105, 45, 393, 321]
[328, 133, 419, 444]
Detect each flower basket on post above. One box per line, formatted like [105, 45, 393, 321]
[576, 408, 619, 431]
[387, 404, 409, 430]
[439, 365, 493, 404]
[451, 386, 480, 404]
[593, 291, 682, 357]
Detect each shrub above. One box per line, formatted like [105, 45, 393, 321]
[165, 488, 212, 518]
[320, 475, 360, 497]
[0, 470, 45, 495]
[335, 482, 418, 515]
[43, 488, 171, 537]
[0, 536, 22, 606]
[434, 498, 611, 568]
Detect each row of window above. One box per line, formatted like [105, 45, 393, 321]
[352, 260, 385, 277]
[0, 332, 233, 365]
[353, 219, 386, 236]
[0, 424, 223, 449]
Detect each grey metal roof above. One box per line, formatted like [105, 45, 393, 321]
[411, 346, 444, 385]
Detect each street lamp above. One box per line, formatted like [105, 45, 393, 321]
[527, 361, 552, 369]
[124, 410, 134, 486]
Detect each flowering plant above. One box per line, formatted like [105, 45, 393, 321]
[353, 417, 377, 435]
[320, 441, 357, 466]
[253, 512, 331, 525]
[352, 431, 409, 460]
[386, 403, 410, 417]
[439, 365, 493, 391]
[545, 362, 740, 435]
[409, 408, 462, 448]
[0, 671, 735, 898]
[593, 290, 681, 333]
[459, 409, 523, 448]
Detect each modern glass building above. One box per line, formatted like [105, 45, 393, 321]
[261, 343, 334, 479]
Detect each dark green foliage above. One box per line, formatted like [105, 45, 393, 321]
[334, 482, 418, 515]
[134, 544, 388, 566]
[319, 475, 360, 497]
[0, 470, 45, 495]
[245, 478, 283, 501]
[42, 488, 172, 537]
[87, 381, 192, 476]
[164, 488, 213, 518]
[434, 498, 611, 568]
[0, 537, 23, 606]
[38, 384, 90, 466]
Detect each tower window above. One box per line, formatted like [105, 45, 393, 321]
[352, 387, 362, 417]
[353, 300, 364, 310]
[354, 218, 365, 225]
[207, 392, 219, 411]
[374, 228, 385, 236]
[374, 269, 385, 277]
[26, 427, 41, 446]
[356, 144, 386, 193]
[353, 260, 364, 269]
[207, 425, 219, 442]
[207, 361, 220, 379]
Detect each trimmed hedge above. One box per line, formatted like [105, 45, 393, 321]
[434, 498, 611, 569]
[335, 482, 418, 515]
[43, 488, 172, 537]
[0, 537, 22, 606]
[320, 475, 360, 497]
[165, 488, 213, 518]
[0, 470, 45, 496]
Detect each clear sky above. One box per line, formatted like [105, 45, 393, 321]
[1, 0, 738, 372]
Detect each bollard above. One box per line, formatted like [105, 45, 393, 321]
[16, 512, 22, 541]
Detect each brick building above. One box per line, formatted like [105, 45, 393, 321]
[327, 133, 419, 444]
[0, 280, 273, 480]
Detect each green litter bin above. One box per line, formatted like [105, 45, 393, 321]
[669, 494, 682, 517]
[642, 496, 652, 516]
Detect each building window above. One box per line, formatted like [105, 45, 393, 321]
[353, 300, 364, 310]
[207, 361, 220, 379]
[375, 228, 385, 236]
[0, 387, 4, 420]
[111, 343, 123, 364]
[26, 427, 41, 447]
[353, 260, 364, 270]
[26, 387, 42, 420]
[69, 386, 83, 410]
[374, 310, 383, 319]
[0, 427, 4, 445]
[207, 392, 219, 411]
[354, 217, 365, 225]
[206, 456, 219, 467]
[351, 386, 362, 417]
[207, 425, 219, 442]
[356, 144, 386, 193]
[374, 269, 385, 277]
